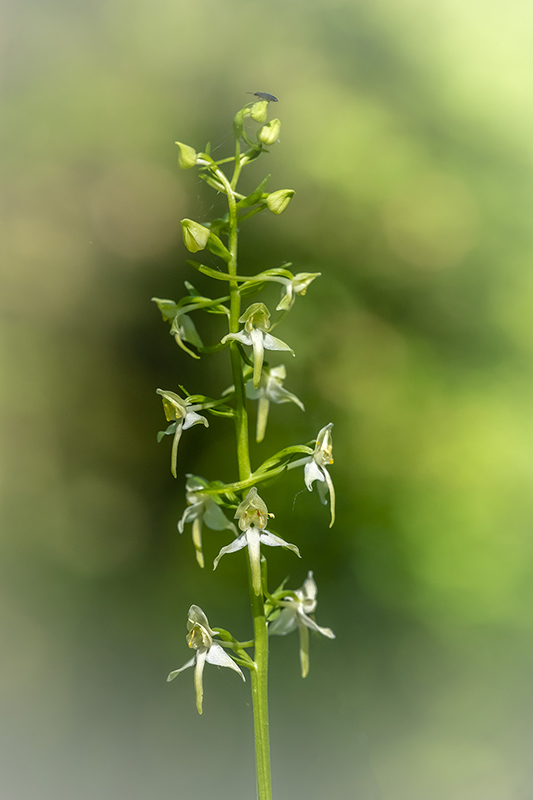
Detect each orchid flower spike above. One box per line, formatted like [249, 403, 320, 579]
[290, 423, 335, 527]
[269, 571, 335, 678]
[167, 605, 245, 715]
[178, 476, 237, 568]
[221, 303, 294, 388]
[156, 389, 209, 478]
[213, 487, 300, 596]
[246, 364, 304, 443]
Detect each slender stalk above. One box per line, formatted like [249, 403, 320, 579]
[219, 157, 272, 800]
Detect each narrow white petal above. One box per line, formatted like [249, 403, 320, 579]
[246, 527, 262, 595]
[323, 467, 336, 527]
[170, 422, 183, 479]
[256, 397, 270, 443]
[212, 534, 247, 570]
[298, 612, 335, 639]
[192, 517, 204, 568]
[260, 531, 301, 558]
[221, 331, 252, 346]
[250, 329, 265, 388]
[262, 333, 294, 354]
[167, 655, 196, 681]
[206, 643, 246, 681]
[299, 623, 310, 678]
[194, 650, 207, 714]
[177, 502, 202, 534]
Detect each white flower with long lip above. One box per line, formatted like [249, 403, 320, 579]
[156, 389, 208, 478]
[269, 571, 335, 678]
[290, 423, 335, 527]
[276, 272, 321, 311]
[221, 303, 294, 388]
[213, 487, 301, 596]
[246, 364, 305, 443]
[178, 476, 237, 568]
[167, 605, 245, 715]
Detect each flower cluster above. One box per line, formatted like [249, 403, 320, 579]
[156, 97, 338, 728]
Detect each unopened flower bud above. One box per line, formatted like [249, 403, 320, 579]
[181, 219, 210, 252]
[266, 189, 294, 215]
[257, 119, 281, 146]
[175, 142, 198, 169]
[250, 101, 268, 122]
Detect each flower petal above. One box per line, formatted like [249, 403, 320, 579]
[221, 331, 252, 347]
[304, 460, 325, 491]
[167, 655, 196, 681]
[244, 527, 263, 596]
[205, 642, 246, 680]
[260, 530, 301, 559]
[212, 534, 247, 571]
[298, 610, 335, 639]
[268, 607, 299, 637]
[182, 409, 209, 430]
[262, 332, 294, 354]
[299, 622, 310, 678]
[250, 328, 265, 388]
[192, 517, 204, 568]
[193, 649, 207, 714]
[177, 502, 203, 534]
[203, 500, 237, 532]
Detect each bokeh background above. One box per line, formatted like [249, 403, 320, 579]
[2, 0, 533, 798]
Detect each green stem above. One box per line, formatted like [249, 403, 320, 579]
[221, 156, 272, 800]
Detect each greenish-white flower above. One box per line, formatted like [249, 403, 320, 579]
[222, 303, 294, 388]
[246, 364, 304, 443]
[213, 488, 300, 596]
[269, 571, 335, 678]
[156, 389, 209, 478]
[290, 423, 335, 527]
[167, 605, 245, 715]
[178, 476, 237, 568]
[276, 272, 321, 311]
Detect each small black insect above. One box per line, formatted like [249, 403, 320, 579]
[247, 92, 278, 102]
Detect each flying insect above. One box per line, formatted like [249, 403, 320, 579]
[247, 92, 278, 102]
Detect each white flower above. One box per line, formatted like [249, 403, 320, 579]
[246, 364, 305, 443]
[156, 389, 209, 478]
[167, 605, 245, 715]
[213, 487, 300, 596]
[178, 477, 237, 568]
[269, 571, 335, 678]
[290, 423, 335, 527]
[221, 303, 293, 388]
[276, 272, 321, 311]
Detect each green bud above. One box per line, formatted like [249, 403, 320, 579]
[266, 189, 295, 215]
[250, 101, 268, 122]
[257, 119, 281, 146]
[181, 219, 210, 252]
[175, 142, 198, 169]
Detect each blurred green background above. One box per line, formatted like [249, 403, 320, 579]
[2, 0, 533, 797]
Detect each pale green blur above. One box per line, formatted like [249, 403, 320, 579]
[2, 0, 533, 798]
